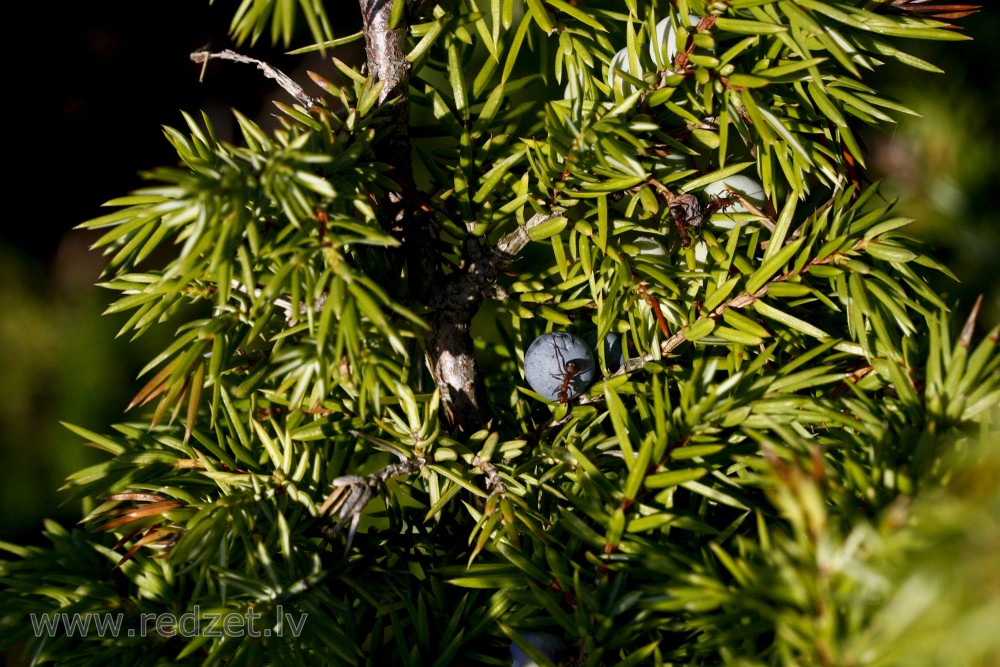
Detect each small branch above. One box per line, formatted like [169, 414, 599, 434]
[494, 211, 564, 259]
[615, 241, 866, 375]
[472, 455, 507, 498]
[190, 50, 321, 109]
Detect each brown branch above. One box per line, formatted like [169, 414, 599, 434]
[358, 1, 503, 435]
[616, 241, 865, 376]
[357, 0, 493, 432]
[361, 0, 412, 193]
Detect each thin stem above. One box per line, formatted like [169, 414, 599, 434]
[615, 240, 868, 376]
[189, 49, 322, 109]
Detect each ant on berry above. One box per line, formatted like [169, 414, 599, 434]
[551, 338, 588, 404]
[556, 359, 585, 404]
[703, 190, 738, 216]
[703, 187, 771, 223]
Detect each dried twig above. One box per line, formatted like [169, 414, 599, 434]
[190, 49, 322, 109]
[320, 457, 426, 552]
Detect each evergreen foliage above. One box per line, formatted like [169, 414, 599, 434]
[2, 0, 997, 665]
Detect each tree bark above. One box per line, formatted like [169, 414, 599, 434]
[360, 0, 412, 192]
[360, 0, 488, 433]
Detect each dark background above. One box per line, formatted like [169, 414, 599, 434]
[1, 3, 997, 547]
[0, 1, 364, 547]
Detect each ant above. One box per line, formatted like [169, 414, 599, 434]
[667, 193, 703, 248]
[703, 191, 738, 216]
[551, 338, 588, 404]
[556, 359, 585, 404]
[704, 188, 773, 223]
